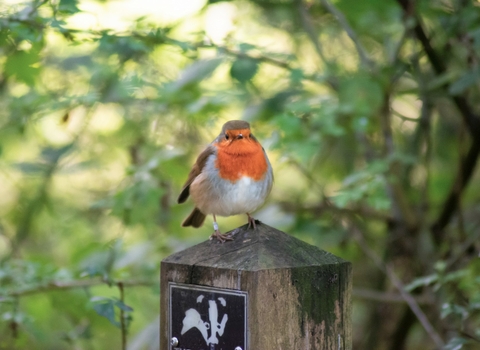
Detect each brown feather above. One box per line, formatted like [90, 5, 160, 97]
[181, 207, 206, 227]
[177, 145, 215, 204]
[221, 120, 250, 133]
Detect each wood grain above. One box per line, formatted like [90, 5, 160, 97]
[160, 222, 352, 349]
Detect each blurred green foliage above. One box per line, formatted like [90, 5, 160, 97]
[0, 0, 480, 349]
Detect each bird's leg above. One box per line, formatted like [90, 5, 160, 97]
[247, 213, 257, 230]
[210, 214, 233, 243]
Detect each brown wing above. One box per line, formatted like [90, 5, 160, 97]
[177, 145, 215, 204]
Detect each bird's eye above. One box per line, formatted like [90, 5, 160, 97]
[225, 134, 229, 140]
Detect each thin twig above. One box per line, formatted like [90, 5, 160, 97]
[295, 0, 328, 63]
[288, 158, 324, 191]
[10, 297, 19, 339]
[379, 94, 417, 229]
[458, 330, 480, 343]
[456, 126, 468, 241]
[431, 139, 480, 243]
[353, 287, 432, 305]
[352, 226, 445, 348]
[0, 278, 155, 300]
[320, 0, 374, 69]
[217, 45, 293, 70]
[191, 41, 324, 83]
[392, 109, 421, 123]
[412, 57, 433, 222]
[118, 282, 126, 350]
[445, 230, 480, 269]
[280, 199, 393, 222]
[385, 265, 444, 348]
[294, 0, 340, 90]
[388, 29, 408, 65]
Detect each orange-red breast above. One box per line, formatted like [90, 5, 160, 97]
[178, 120, 273, 242]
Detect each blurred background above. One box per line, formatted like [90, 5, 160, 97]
[1, 0, 480, 349]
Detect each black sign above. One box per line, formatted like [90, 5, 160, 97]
[169, 283, 247, 350]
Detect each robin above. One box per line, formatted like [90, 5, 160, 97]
[178, 120, 273, 242]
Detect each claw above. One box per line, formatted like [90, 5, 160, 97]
[210, 230, 234, 243]
[210, 215, 233, 242]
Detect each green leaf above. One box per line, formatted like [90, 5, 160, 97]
[91, 297, 118, 327]
[58, 0, 80, 14]
[4, 50, 40, 86]
[444, 337, 470, 350]
[230, 57, 259, 84]
[470, 27, 480, 49]
[404, 274, 438, 292]
[40, 144, 73, 164]
[333, 160, 391, 210]
[14, 162, 49, 175]
[97, 33, 150, 61]
[441, 303, 468, 320]
[290, 68, 304, 86]
[114, 299, 134, 312]
[90, 296, 133, 327]
[238, 43, 256, 52]
[449, 68, 480, 95]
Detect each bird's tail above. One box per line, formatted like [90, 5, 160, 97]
[181, 207, 206, 228]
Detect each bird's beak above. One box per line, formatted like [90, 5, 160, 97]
[236, 134, 243, 140]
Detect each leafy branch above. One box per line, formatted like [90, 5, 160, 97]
[396, 0, 480, 245]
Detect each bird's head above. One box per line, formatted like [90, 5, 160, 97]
[215, 120, 260, 154]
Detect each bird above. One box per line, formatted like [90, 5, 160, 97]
[177, 120, 273, 242]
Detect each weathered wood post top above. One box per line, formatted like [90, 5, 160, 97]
[160, 223, 352, 350]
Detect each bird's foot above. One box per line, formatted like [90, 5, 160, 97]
[210, 230, 234, 243]
[247, 213, 257, 230]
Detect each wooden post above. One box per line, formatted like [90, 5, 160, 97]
[160, 223, 352, 350]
